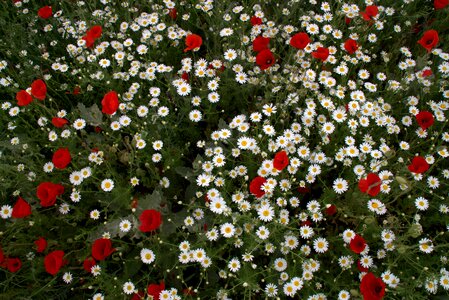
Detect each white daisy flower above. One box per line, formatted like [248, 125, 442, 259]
[123, 281, 135, 295]
[119, 220, 132, 232]
[101, 179, 114, 192]
[140, 248, 156, 264]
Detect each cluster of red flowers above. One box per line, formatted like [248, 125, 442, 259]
[16, 79, 47, 106]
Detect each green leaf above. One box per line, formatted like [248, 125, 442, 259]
[137, 189, 163, 214]
[77, 103, 103, 126]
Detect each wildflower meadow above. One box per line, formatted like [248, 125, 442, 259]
[1, 0, 449, 299]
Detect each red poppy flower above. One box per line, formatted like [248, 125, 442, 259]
[358, 173, 381, 197]
[168, 8, 177, 19]
[250, 16, 263, 26]
[360, 272, 386, 300]
[357, 259, 369, 272]
[44, 250, 65, 276]
[184, 34, 202, 52]
[290, 32, 310, 49]
[83, 257, 96, 272]
[31, 79, 47, 100]
[52, 147, 71, 169]
[312, 47, 329, 61]
[11, 197, 31, 218]
[415, 111, 434, 130]
[16, 90, 33, 106]
[52, 117, 69, 128]
[91, 238, 115, 261]
[256, 49, 275, 70]
[325, 204, 337, 216]
[297, 186, 311, 194]
[87, 25, 102, 39]
[139, 209, 162, 232]
[101, 91, 119, 115]
[344, 38, 359, 54]
[181, 72, 189, 82]
[183, 288, 196, 296]
[38, 6, 52, 19]
[408, 156, 429, 174]
[131, 290, 146, 300]
[147, 281, 165, 300]
[72, 86, 81, 95]
[361, 5, 379, 21]
[249, 176, 267, 198]
[252, 36, 270, 52]
[273, 150, 289, 170]
[34, 237, 47, 253]
[418, 30, 439, 52]
[82, 34, 96, 48]
[6, 257, 22, 273]
[0, 247, 4, 266]
[435, 0, 449, 9]
[422, 69, 433, 77]
[350, 234, 367, 254]
[82, 25, 102, 48]
[36, 182, 64, 207]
